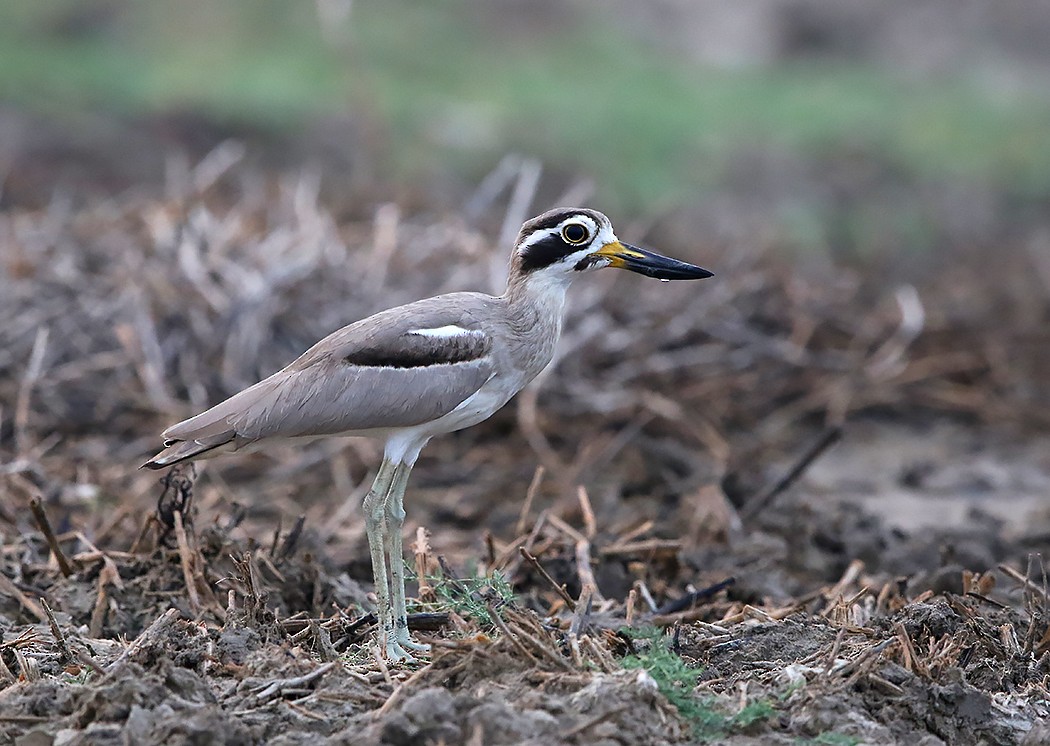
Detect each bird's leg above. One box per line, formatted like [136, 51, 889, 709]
[386, 461, 431, 654]
[362, 458, 397, 657]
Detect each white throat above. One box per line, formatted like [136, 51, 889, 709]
[511, 260, 573, 315]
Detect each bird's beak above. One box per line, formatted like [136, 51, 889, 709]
[590, 241, 713, 280]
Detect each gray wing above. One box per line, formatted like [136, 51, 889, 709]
[144, 294, 497, 468]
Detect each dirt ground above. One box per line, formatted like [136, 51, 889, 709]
[2, 113, 1050, 745]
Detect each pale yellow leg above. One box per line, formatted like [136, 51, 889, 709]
[386, 462, 430, 655]
[362, 459, 397, 657]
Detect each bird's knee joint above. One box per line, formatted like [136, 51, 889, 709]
[364, 502, 387, 533]
[363, 488, 388, 520]
[365, 514, 383, 534]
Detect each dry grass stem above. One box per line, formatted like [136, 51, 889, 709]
[173, 509, 201, 614]
[40, 598, 73, 664]
[0, 572, 47, 623]
[519, 548, 576, 611]
[29, 498, 73, 577]
[515, 465, 545, 536]
[253, 661, 337, 702]
[576, 486, 597, 540]
[413, 526, 435, 601]
[14, 326, 49, 457]
[574, 540, 605, 604]
[105, 608, 179, 675]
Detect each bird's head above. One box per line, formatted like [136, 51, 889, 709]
[511, 208, 713, 287]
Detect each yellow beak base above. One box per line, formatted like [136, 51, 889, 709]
[589, 241, 714, 281]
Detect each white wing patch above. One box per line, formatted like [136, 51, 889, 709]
[407, 325, 483, 339]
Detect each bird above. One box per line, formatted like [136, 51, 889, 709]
[144, 207, 712, 660]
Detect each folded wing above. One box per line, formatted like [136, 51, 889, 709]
[143, 299, 495, 468]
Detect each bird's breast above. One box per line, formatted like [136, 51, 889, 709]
[499, 289, 566, 386]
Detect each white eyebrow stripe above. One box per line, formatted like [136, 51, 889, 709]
[407, 325, 484, 339]
[517, 227, 559, 251]
[517, 215, 601, 252]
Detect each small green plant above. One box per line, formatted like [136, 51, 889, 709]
[620, 626, 775, 741]
[61, 666, 96, 686]
[733, 699, 776, 728]
[411, 564, 515, 628]
[620, 626, 725, 739]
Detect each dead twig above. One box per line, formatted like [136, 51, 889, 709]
[740, 425, 842, 521]
[40, 598, 73, 664]
[635, 581, 659, 614]
[104, 608, 179, 676]
[569, 585, 594, 638]
[371, 646, 393, 686]
[547, 513, 586, 545]
[29, 497, 74, 577]
[826, 559, 866, 602]
[252, 661, 337, 702]
[277, 515, 306, 562]
[893, 621, 923, 675]
[0, 572, 47, 623]
[999, 562, 1050, 602]
[515, 624, 574, 672]
[574, 539, 605, 604]
[173, 509, 201, 614]
[521, 510, 549, 557]
[75, 648, 105, 676]
[14, 326, 49, 456]
[519, 548, 576, 611]
[284, 699, 327, 721]
[501, 609, 574, 672]
[515, 465, 545, 536]
[413, 527, 435, 602]
[599, 539, 682, 559]
[129, 513, 158, 554]
[576, 485, 597, 540]
[654, 577, 735, 616]
[834, 638, 896, 680]
[625, 588, 638, 626]
[823, 627, 847, 676]
[488, 603, 541, 665]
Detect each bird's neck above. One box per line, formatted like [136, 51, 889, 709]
[500, 271, 572, 379]
[502, 270, 571, 324]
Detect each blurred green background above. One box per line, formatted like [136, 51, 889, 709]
[2, 0, 1049, 255]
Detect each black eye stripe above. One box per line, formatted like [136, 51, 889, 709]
[519, 233, 578, 272]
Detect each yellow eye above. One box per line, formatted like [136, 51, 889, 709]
[561, 223, 590, 245]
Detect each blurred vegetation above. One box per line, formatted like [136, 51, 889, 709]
[2, 0, 1049, 212]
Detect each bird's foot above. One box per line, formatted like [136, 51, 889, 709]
[385, 638, 424, 663]
[395, 631, 431, 654]
[383, 627, 431, 661]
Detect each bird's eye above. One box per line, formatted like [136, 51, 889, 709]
[561, 223, 590, 245]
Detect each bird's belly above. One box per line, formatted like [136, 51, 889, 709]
[420, 381, 513, 436]
[352, 377, 523, 465]
[290, 385, 510, 451]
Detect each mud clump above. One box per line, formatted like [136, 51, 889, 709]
[348, 666, 682, 746]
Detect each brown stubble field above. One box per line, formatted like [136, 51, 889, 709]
[2, 114, 1050, 745]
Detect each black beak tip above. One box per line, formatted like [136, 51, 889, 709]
[618, 243, 713, 281]
[649, 262, 714, 281]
